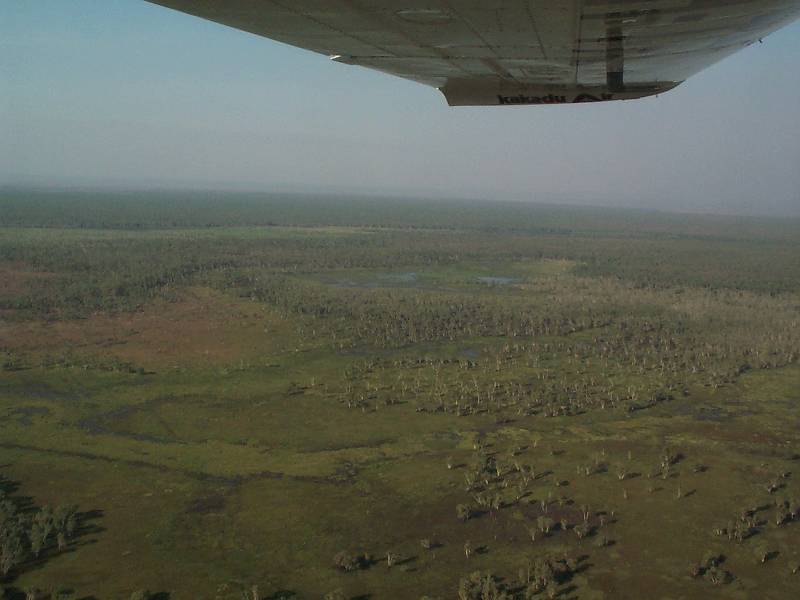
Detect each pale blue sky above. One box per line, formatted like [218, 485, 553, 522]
[2, 1, 799, 216]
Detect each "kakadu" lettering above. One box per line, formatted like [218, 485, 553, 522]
[497, 92, 614, 105]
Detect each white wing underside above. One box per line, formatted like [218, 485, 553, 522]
[146, 1, 800, 106]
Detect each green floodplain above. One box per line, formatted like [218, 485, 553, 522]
[0, 189, 799, 600]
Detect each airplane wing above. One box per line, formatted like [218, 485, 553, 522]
[145, 1, 800, 106]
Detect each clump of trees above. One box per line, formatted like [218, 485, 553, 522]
[773, 497, 800, 526]
[689, 553, 732, 585]
[0, 478, 82, 580]
[518, 555, 577, 597]
[714, 504, 763, 544]
[457, 571, 512, 600]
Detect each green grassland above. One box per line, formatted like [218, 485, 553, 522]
[0, 192, 799, 600]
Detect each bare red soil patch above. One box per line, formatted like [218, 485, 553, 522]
[0, 287, 290, 369]
[0, 262, 59, 300]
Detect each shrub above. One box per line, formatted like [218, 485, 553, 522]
[333, 550, 367, 572]
[456, 503, 473, 522]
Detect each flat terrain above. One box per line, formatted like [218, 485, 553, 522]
[0, 191, 799, 600]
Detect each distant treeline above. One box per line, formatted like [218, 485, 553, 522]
[2, 187, 798, 241]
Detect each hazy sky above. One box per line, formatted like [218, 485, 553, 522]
[2, 1, 799, 216]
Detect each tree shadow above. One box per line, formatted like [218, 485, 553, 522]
[468, 508, 488, 521]
[575, 555, 592, 575]
[559, 584, 578, 598]
[421, 540, 443, 550]
[0, 472, 21, 494]
[763, 550, 780, 563]
[265, 592, 295, 600]
[395, 555, 417, 567]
